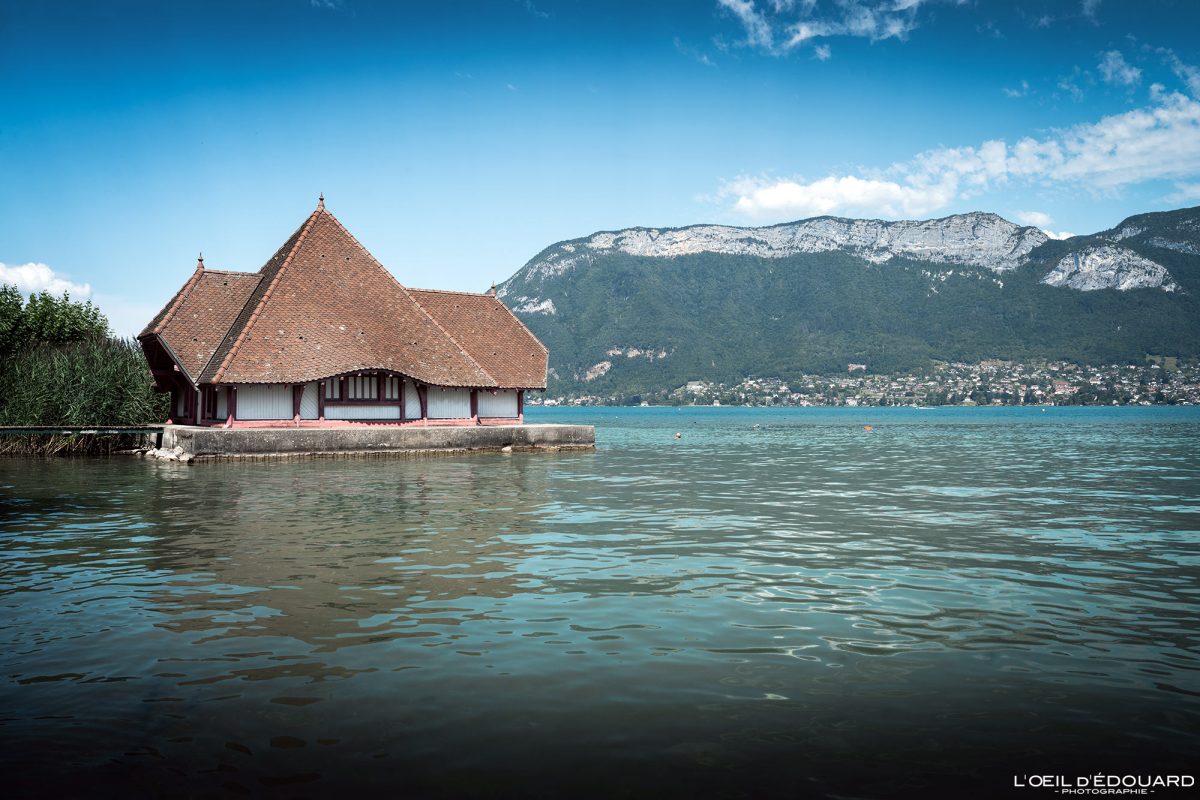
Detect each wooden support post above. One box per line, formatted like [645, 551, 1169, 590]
[418, 384, 429, 425]
[400, 380, 405, 421]
[225, 386, 237, 428]
[293, 384, 302, 426]
[517, 389, 525, 423]
[318, 381, 325, 421]
[470, 389, 479, 424]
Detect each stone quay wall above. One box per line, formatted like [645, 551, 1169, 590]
[148, 423, 595, 462]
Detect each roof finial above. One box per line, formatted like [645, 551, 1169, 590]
[318, 192, 325, 210]
[489, 281, 496, 296]
[197, 252, 205, 269]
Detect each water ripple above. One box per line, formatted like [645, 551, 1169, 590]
[1, 407, 1198, 796]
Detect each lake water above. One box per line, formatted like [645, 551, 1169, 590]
[1, 406, 1198, 798]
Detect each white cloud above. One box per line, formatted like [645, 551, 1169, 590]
[1160, 47, 1200, 97]
[1051, 91, 1200, 187]
[0, 262, 91, 298]
[717, 0, 927, 56]
[717, 0, 774, 49]
[1081, 0, 1101, 20]
[1014, 210, 1053, 227]
[1098, 50, 1141, 87]
[1057, 66, 1089, 101]
[1003, 80, 1030, 98]
[1164, 182, 1200, 203]
[718, 81, 1200, 220]
[813, 44, 831, 61]
[1042, 230, 1077, 240]
[784, 21, 834, 46]
[724, 173, 959, 219]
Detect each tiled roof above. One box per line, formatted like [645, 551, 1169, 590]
[198, 214, 315, 385]
[142, 203, 547, 389]
[143, 269, 262, 381]
[140, 260, 262, 381]
[409, 289, 547, 389]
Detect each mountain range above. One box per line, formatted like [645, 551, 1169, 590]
[496, 206, 1200, 396]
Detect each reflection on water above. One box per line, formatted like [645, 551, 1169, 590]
[1, 407, 1198, 797]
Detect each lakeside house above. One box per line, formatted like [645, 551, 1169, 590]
[139, 198, 547, 428]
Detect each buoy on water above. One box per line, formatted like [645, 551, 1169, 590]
[674, 432, 682, 439]
[863, 425, 873, 432]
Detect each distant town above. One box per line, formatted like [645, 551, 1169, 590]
[533, 360, 1200, 407]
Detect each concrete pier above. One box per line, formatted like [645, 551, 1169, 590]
[153, 423, 595, 462]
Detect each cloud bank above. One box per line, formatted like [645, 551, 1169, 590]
[0, 262, 92, 298]
[718, 64, 1200, 220]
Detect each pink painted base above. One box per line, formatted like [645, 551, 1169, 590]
[206, 417, 522, 429]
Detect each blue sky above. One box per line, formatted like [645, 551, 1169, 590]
[2, 0, 1199, 335]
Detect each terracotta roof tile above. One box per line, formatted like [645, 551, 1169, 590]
[210, 208, 494, 386]
[146, 204, 548, 389]
[199, 212, 318, 384]
[131, 202, 549, 391]
[409, 289, 547, 389]
[147, 270, 261, 381]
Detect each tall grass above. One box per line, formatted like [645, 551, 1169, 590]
[0, 337, 168, 455]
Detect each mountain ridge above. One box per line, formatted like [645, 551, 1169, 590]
[497, 206, 1200, 395]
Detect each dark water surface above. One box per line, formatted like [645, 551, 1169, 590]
[2, 407, 1198, 798]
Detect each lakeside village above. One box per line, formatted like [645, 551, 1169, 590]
[532, 359, 1200, 408]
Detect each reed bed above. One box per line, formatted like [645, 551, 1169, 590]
[0, 337, 168, 455]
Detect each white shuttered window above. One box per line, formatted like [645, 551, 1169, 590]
[348, 375, 376, 400]
[478, 389, 518, 418]
[427, 387, 471, 419]
[237, 384, 292, 420]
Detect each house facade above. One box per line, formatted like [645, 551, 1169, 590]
[139, 199, 547, 427]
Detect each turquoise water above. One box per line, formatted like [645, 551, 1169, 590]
[1, 406, 1198, 797]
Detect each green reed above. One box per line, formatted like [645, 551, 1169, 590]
[0, 337, 168, 454]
